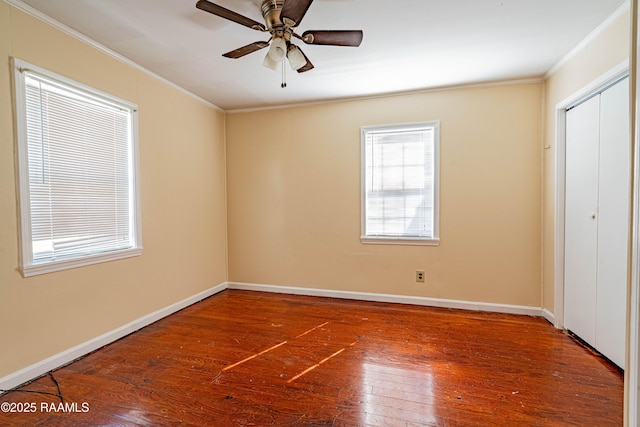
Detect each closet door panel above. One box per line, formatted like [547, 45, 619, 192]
[564, 95, 601, 347]
[596, 77, 630, 369]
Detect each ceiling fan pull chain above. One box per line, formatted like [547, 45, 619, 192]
[281, 61, 287, 88]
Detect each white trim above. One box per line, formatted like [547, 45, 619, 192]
[545, 1, 631, 79]
[227, 282, 544, 317]
[553, 61, 630, 331]
[542, 308, 556, 325]
[3, 0, 223, 112]
[227, 77, 544, 114]
[12, 58, 31, 273]
[360, 236, 440, 246]
[0, 283, 228, 393]
[629, 127, 639, 425]
[360, 121, 440, 245]
[15, 59, 138, 110]
[628, 2, 640, 421]
[0, 282, 546, 393]
[556, 60, 630, 109]
[22, 248, 143, 277]
[12, 57, 144, 277]
[553, 105, 566, 330]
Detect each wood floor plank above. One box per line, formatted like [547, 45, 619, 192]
[0, 290, 623, 426]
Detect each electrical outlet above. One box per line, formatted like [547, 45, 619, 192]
[416, 270, 425, 282]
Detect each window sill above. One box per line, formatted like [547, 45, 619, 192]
[21, 247, 143, 277]
[360, 236, 440, 246]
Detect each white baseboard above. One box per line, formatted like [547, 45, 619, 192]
[0, 282, 228, 393]
[227, 282, 544, 317]
[542, 308, 556, 326]
[1, 281, 546, 393]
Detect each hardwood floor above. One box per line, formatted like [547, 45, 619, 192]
[0, 290, 623, 426]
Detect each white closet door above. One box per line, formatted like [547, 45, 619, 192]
[564, 95, 601, 348]
[595, 77, 629, 369]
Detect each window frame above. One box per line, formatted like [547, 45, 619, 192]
[12, 58, 143, 277]
[360, 121, 440, 246]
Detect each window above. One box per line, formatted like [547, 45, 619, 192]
[13, 59, 142, 277]
[361, 122, 440, 245]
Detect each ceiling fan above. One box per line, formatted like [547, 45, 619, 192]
[195, 0, 363, 75]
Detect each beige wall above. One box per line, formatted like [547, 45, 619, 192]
[542, 9, 631, 313]
[0, 3, 227, 378]
[227, 83, 543, 307]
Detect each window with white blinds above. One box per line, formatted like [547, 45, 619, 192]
[13, 59, 142, 277]
[361, 122, 440, 245]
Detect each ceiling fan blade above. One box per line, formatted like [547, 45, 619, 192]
[301, 30, 363, 47]
[196, 0, 266, 31]
[281, 0, 314, 27]
[296, 48, 314, 73]
[223, 41, 270, 59]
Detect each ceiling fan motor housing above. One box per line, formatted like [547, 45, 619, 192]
[195, 0, 363, 74]
[261, 0, 285, 31]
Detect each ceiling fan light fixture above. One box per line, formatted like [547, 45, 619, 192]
[268, 36, 287, 62]
[196, 0, 363, 77]
[263, 52, 280, 70]
[287, 45, 306, 71]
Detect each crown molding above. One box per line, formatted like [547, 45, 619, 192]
[545, 0, 631, 79]
[227, 77, 544, 114]
[3, 0, 224, 112]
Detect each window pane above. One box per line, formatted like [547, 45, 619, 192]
[24, 72, 135, 264]
[363, 123, 437, 240]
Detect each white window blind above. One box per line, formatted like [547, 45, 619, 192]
[14, 59, 142, 276]
[361, 122, 440, 245]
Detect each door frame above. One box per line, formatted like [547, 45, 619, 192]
[629, 2, 640, 420]
[553, 59, 632, 420]
[554, 60, 629, 331]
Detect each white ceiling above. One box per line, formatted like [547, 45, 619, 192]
[16, 0, 628, 111]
